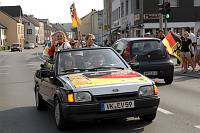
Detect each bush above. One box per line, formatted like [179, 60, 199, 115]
[0, 42, 11, 51]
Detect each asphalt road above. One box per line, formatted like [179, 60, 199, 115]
[0, 47, 200, 133]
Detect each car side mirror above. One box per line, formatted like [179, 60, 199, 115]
[116, 50, 122, 53]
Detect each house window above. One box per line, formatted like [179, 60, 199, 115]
[194, 0, 200, 6]
[158, 0, 163, 4]
[136, 0, 140, 9]
[27, 29, 32, 34]
[169, 0, 179, 7]
[121, 2, 124, 17]
[158, 0, 179, 7]
[125, 0, 129, 15]
[28, 22, 30, 26]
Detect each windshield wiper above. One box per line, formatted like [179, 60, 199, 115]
[61, 68, 89, 73]
[90, 66, 125, 70]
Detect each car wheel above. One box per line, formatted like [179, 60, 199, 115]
[35, 88, 46, 110]
[139, 113, 156, 122]
[54, 98, 65, 130]
[164, 75, 173, 84]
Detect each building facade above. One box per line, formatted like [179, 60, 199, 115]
[0, 10, 24, 46]
[23, 15, 40, 44]
[143, 0, 200, 36]
[39, 19, 52, 42]
[80, 9, 103, 44]
[104, 0, 200, 39]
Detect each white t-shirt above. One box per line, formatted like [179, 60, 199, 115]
[188, 32, 196, 43]
[57, 42, 71, 51]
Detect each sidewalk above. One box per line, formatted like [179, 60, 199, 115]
[171, 57, 200, 78]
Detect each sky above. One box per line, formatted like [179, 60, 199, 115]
[0, 0, 103, 23]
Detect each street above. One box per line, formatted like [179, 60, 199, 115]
[0, 46, 200, 133]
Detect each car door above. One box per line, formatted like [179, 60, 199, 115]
[40, 63, 58, 104]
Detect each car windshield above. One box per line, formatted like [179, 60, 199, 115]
[57, 48, 129, 75]
[130, 40, 164, 55]
[12, 44, 20, 47]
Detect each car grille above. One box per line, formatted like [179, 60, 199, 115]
[94, 92, 138, 103]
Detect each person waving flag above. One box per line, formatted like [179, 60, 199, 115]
[70, 3, 81, 28]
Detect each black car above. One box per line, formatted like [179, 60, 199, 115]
[34, 47, 160, 130]
[11, 43, 22, 52]
[112, 38, 174, 84]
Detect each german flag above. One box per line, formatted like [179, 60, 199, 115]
[70, 3, 81, 28]
[162, 31, 182, 62]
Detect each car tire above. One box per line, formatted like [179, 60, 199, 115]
[164, 75, 173, 84]
[54, 98, 65, 130]
[35, 88, 46, 110]
[139, 113, 156, 122]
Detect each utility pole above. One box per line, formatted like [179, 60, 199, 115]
[164, 16, 167, 34]
[159, 14, 163, 31]
[109, 0, 112, 44]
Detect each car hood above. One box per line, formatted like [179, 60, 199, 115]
[60, 70, 152, 89]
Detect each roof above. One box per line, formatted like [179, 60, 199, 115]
[0, 10, 20, 22]
[81, 10, 97, 20]
[51, 23, 67, 32]
[23, 15, 40, 27]
[118, 37, 161, 42]
[0, 23, 7, 29]
[0, 6, 23, 17]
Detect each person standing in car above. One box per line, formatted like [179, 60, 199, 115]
[48, 31, 71, 59]
[84, 33, 99, 48]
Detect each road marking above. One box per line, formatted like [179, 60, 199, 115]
[0, 66, 10, 68]
[26, 63, 35, 66]
[158, 107, 174, 115]
[0, 73, 8, 75]
[194, 125, 200, 129]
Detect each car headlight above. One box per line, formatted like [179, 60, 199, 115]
[138, 85, 154, 96]
[67, 92, 92, 103]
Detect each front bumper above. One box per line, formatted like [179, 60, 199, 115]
[61, 97, 160, 122]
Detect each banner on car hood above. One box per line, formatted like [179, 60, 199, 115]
[61, 70, 150, 88]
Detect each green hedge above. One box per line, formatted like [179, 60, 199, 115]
[0, 43, 11, 51]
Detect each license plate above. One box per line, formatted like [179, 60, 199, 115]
[101, 100, 135, 111]
[144, 71, 158, 76]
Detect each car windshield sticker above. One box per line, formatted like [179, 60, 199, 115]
[66, 70, 149, 88]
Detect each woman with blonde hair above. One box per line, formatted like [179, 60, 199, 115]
[48, 31, 71, 59]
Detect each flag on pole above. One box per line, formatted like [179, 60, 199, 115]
[70, 3, 81, 28]
[162, 31, 182, 62]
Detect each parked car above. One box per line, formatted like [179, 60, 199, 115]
[24, 43, 35, 49]
[34, 47, 160, 130]
[112, 38, 174, 84]
[11, 43, 22, 52]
